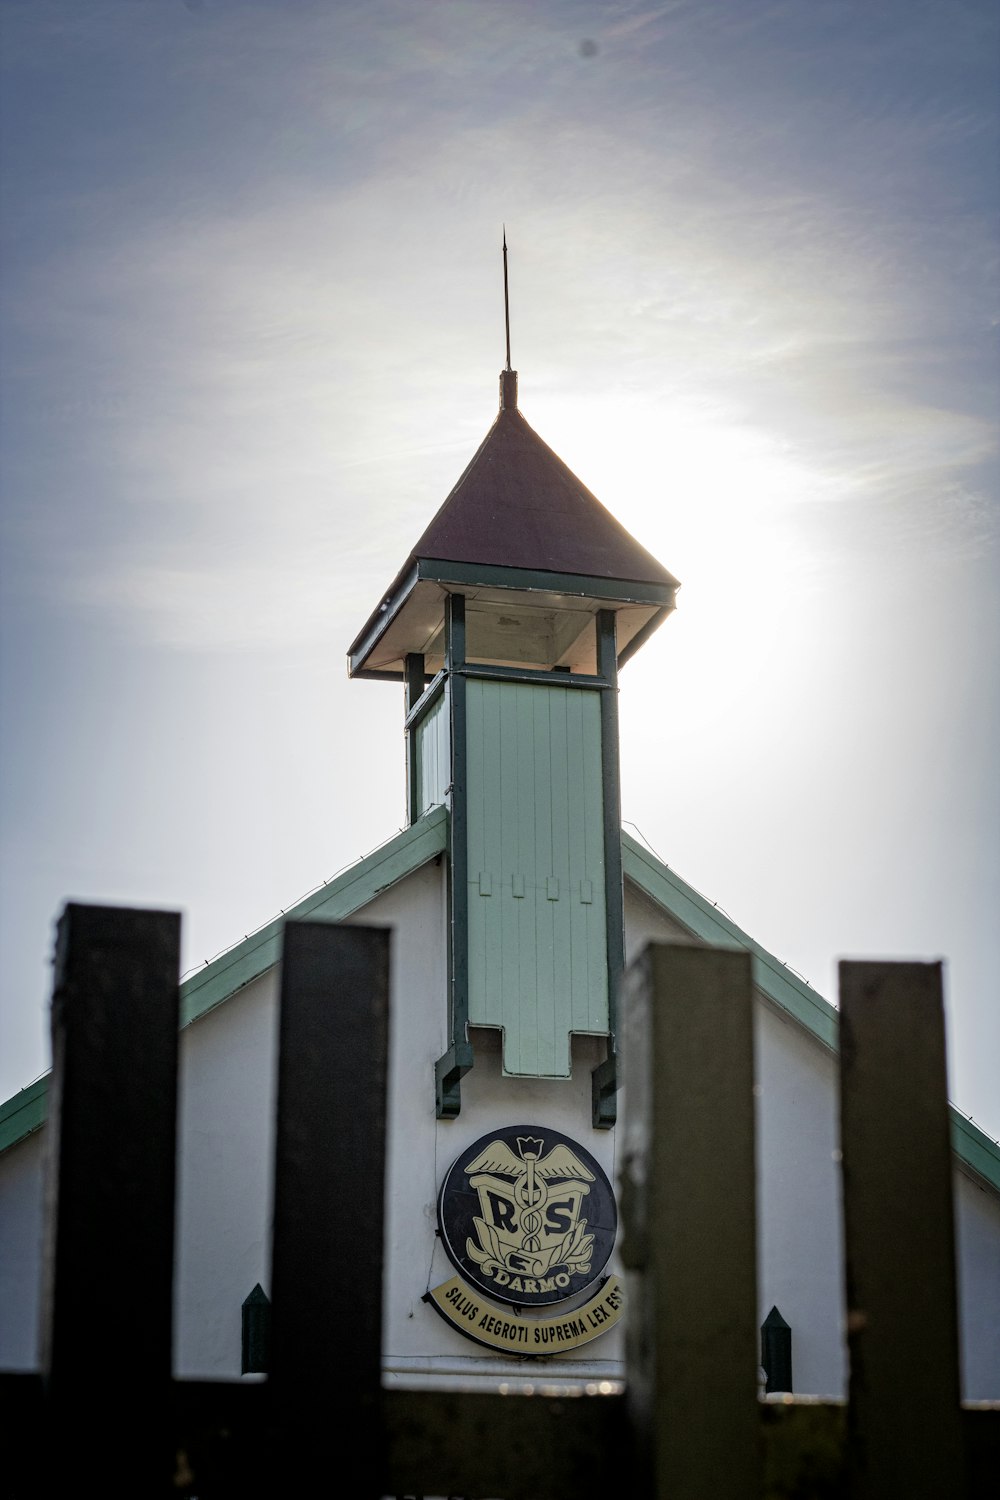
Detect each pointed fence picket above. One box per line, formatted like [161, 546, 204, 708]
[0, 908, 996, 1497]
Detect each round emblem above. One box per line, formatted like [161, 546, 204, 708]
[437, 1124, 617, 1307]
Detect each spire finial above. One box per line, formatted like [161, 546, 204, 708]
[502, 226, 512, 371]
[499, 227, 518, 410]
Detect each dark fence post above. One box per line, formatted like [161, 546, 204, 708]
[14, 907, 994, 1499]
[40, 902, 181, 1497]
[620, 942, 761, 1500]
[268, 921, 390, 1496]
[839, 960, 965, 1499]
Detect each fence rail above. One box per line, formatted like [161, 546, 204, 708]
[1, 905, 997, 1497]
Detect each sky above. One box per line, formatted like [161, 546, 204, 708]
[1, 0, 997, 1142]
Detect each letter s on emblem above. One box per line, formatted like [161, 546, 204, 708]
[545, 1198, 574, 1234]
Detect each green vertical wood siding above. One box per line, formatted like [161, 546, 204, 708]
[465, 679, 608, 1076]
[416, 689, 450, 815]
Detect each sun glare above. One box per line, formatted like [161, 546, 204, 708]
[535, 391, 838, 700]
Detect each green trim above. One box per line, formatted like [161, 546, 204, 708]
[241, 1282, 271, 1375]
[622, 832, 839, 1051]
[622, 831, 1000, 1197]
[404, 653, 426, 827]
[594, 610, 624, 1128]
[0, 1076, 48, 1153]
[949, 1112, 1000, 1193]
[437, 594, 470, 1118]
[180, 806, 447, 1030]
[3, 810, 996, 1201]
[416, 558, 675, 608]
[347, 668, 407, 683]
[403, 670, 446, 734]
[457, 663, 611, 691]
[347, 560, 419, 674]
[0, 808, 449, 1159]
[435, 1041, 474, 1120]
[405, 654, 427, 706]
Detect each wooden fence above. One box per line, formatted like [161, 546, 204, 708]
[1, 905, 997, 1497]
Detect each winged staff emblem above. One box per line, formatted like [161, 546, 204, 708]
[465, 1134, 596, 1287]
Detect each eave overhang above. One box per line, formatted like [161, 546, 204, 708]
[347, 558, 677, 679]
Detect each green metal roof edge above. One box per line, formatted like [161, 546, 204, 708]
[0, 805, 449, 1157]
[416, 558, 676, 606]
[3, 810, 995, 1199]
[622, 833, 839, 1048]
[178, 803, 448, 1029]
[621, 831, 1000, 1197]
[949, 1111, 1000, 1194]
[0, 1076, 48, 1154]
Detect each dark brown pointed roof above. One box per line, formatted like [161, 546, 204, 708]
[348, 375, 679, 678]
[410, 405, 678, 588]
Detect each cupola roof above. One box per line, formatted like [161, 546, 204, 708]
[410, 397, 677, 589]
[348, 371, 679, 680]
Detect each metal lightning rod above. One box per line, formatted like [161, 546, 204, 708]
[502, 227, 512, 371]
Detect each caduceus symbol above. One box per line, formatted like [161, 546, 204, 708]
[515, 1137, 545, 1250]
[465, 1135, 596, 1256]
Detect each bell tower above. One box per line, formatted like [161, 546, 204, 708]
[347, 327, 678, 1128]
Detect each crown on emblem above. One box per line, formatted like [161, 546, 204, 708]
[516, 1136, 544, 1160]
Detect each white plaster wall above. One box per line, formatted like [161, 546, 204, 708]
[0, 1128, 45, 1369]
[624, 882, 1000, 1400]
[172, 856, 451, 1380]
[753, 1001, 845, 1396]
[373, 858, 625, 1386]
[0, 969, 284, 1379]
[173, 859, 632, 1386]
[755, 1008, 1000, 1400]
[0, 857, 630, 1387]
[385, 1024, 625, 1387]
[623, 883, 696, 952]
[173, 965, 279, 1376]
[955, 1168, 1000, 1399]
[624, 887, 848, 1395]
[2, 863, 998, 1405]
